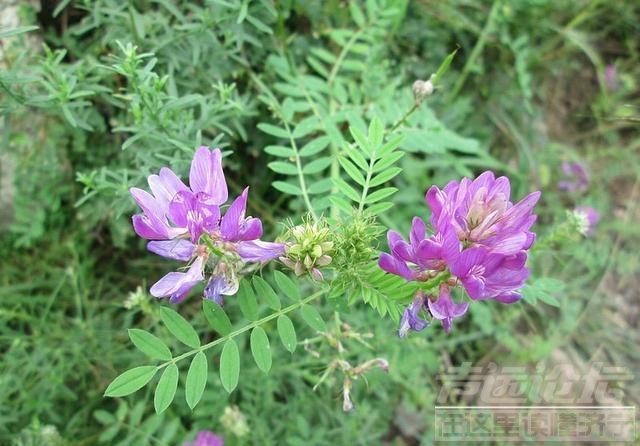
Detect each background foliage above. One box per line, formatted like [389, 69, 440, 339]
[1, 0, 638, 444]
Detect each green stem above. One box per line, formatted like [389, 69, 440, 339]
[446, 0, 502, 103]
[327, 28, 365, 87]
[358, 147, 378, 212]
[249, 71, 318, 221]
[282, 119, 318, 221]
[158, 289, 327, 370]
[387, 103, 419, 135]
[327, 27, 365, 219]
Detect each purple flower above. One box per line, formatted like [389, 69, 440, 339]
[558, 161, 589, 193]
[203, 265, 239, 305]
[426, 171, 540, 254]
[183, 430, 224, 446]
[604, 65, 619, 91]
[379, 171, 539, 334]
[449, 248, 528, 303]
[575, 206, 600, 236]
[427, 286, 469, 333]
[379, 218, 459, 281]
[131, 147, 284, 303]
[150, 256, 205, 304]
[398, 292, 430, 337]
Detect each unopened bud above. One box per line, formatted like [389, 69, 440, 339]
[220, 405, 249, 437]
[412, 77, 434, 104]
[310, 268, 324, 281]
[342, 377, 355, 412]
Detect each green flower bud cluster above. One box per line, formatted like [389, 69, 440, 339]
[332, 212, 381, 276]
[280, 220, 333, 280]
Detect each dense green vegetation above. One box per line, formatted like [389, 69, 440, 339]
[1, 1, 638, 445]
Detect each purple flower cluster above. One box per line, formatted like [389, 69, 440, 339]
[183, 431, 224, 446]
[558, 161, 589, 193]
[131, 147, 284, 304]
[379, 171, 540, 334]
[574, 206, 600, 237]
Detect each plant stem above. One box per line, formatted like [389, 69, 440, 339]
[158, 288, 327, 370]
[249, 71, 318, 221]
[446, 0, 502, 103]
[387, 103, 419, 135]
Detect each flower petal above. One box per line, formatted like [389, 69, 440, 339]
[398, 293, 429, 337]
[427, 287, 469, 333]
[147, 239, 195, 261]
[379, 253, 415, 280]
[236, 240, 285, 262]
[168, 190, 194, 228]
[220, 188, 248, 241]
[409, 217, 427, 247]
[132, 214, 168, 240]
[150, 257, 204, 303]
[189, 147, 228, 204]
[148, 167, 188, 211]
[131, 187, 178, 239]
[238, 217, 263, 241]
[493, 292, 522, 303]
[204, 272, 239, 305]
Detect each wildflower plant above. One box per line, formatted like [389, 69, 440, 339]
[2, 0, 636, 443]
[102, 2, 543, 422]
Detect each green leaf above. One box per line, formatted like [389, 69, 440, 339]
[329, 195, 353, 214]
[377, 134, 404, 157]
[154, 363, 178, 414]
[98, 425, 120, 443]
[273, 180, 303, 196]
[372, 151, 404, 172]
[220, 340, 240, 393]
[370, 167, 402, 187]
[307, 178, 333, 195]
[300, 305, 326, 332]
[303, 157, 332, 174]
[306, 55, 330, 78]
[277, 315, 297, 353]
[128, 329, 172, 361]
[0, 26, 39, 39]
[349, 126, 369, 153]
[94, 410, 115, 425]
[333, 177, 361, 202]
[250, 327, 272, 373]
[349, 1, 366, 26]
[252, 276, 281, 310]
[310, 47, 337, 65]
[273, 271, 300, 301]
[257, 123, 289, 139]
[339, 156, 366, 186]
[268, 161, 298, 175]
[368, 117, 384, 149]
[299, 136, 331, 157]
[342, 59, 366, 72]
[185, 351, 208, 410]
[344, 145, 369, 171]
[202, 300, 232, 335]
[432, 48, 458, 84]
[160, 307, 200, 349]
[265, 145, 295, 158]
[522, 278, 564, 307]
[104, 366, 157, 397]
[366, 201, 393, 215]
[292, 116, 321, 139]
[365, 187, 398, 204]
[237, 280, 259, 320]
